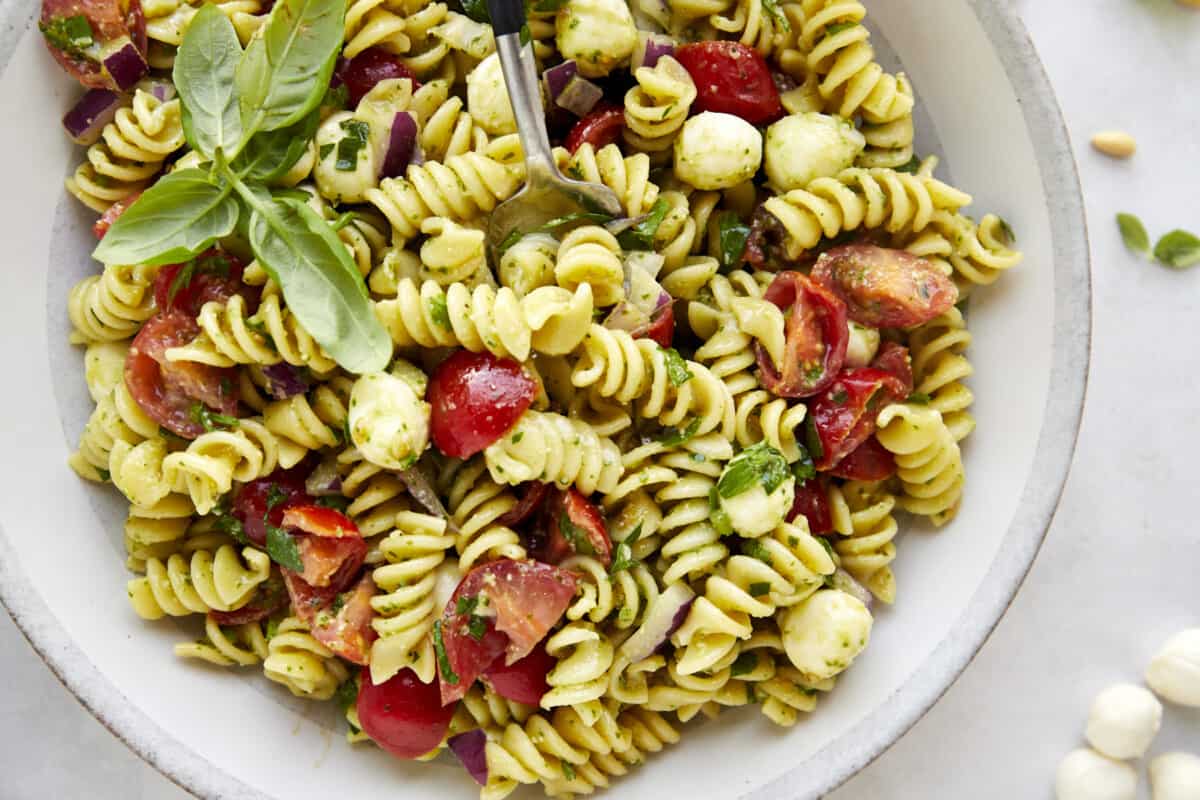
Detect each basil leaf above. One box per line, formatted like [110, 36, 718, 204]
[428, 293, 451, 329]
[896, 155, 922, 174]
[748, 582, 771, 597]
[537, 211, 614, 233]
[717, 458, 758, 499]
[716, 211, 750, 269]
[175, 5, 243, 159]
[617, 198, 671, 251]
[559, 512, 596, 556]
[657, 418, 700, 447]
[609, 522, 643, 575]
[791, 447, 815, 482]
[236, 0, 344, 137]
[433, 620, 459, 684]
[1154, 230, 1200, 269]
[461, 0, 490, 23]
[93, 169, 238, 266]
[245, 193, 391, 374]
[661, 347, 693, 386]
[1116, 213, 1150, 257]
[334, 677, 359, 714]
[265, 524, 303, 571]
[825, 21, 857, 35]
[232, 108, 320, 182]
[742, 540, 773, 566]
[730, 652, 758, 677]
[718, 442, 790, 498]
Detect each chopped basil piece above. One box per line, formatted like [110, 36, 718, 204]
[748, 581, 771, 597]
[189, 402, 239, 432]
[497, 228, 524, 256]
[334, 676, 359, 713]
[760, 0, 789, 31]
[166, 261, 196, 305]
[791, 447, 816, 482]
[265, 616, 280, 639]
[335, 119, 371, 171]
[1154, 229, 1200, 269]
[456, 595, 479, 616]
[539, 211, 614, 233]
[831, 389, 848, 405]
[428, 293, 452, 329]
[330, 591, 347, 614]
[318, 142, 334, 160]
[322, 83, 348, 111]
[824, 20, 857, 35]
[511, 432, 524, 444]
[730, 651, 758, 677]
[330, 211, 357, 232]
[717, 442, 790, 499]
[609, 522, 643, 575]
[906, 391, 931, 405]
[432, 619, 459, 684]
[896, 155, 922, 174]
[561, 761, 577, 781]
[657, 418, 700, 447]
[96, 468, 111, 482]
[265, 523, 303, 571]
[40, 15, 94, 58]
[661, 347, 693, 387]
[616, 198, 671, 251]
[1116, 213, 1150, 257]
[742, 540, 773, 566]
[804, 414, 825, 462]
[461, 0, 490, 22]
[466, 615, 488, 641]
[266, 484, 288, 511]
[559, 512, 596, 556]
[214, 512, 248, 546]
[715, 211, 750, 269]
[816, 536, 837, 562]
[315, 495, 351, 512]
[712, 507, 733, 536]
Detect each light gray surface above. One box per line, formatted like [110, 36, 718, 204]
[2, 2, 1197, 799]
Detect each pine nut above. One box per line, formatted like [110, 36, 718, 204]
[1092, 131, 1137, 159]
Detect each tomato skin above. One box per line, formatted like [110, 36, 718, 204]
[674, 42, 782, 125]
[231, 469, 310, 547]
[757, 271, 849, 399]
[336, 48, 420, 107]
[788, 476, 833, 535]
[282, 504, 359, 538]
[548, 489, 612, 566]
[482, 642, 554, 705]
[309, 571, 376, 664]
[635, 302, 675, 348]
[807, 367, 907, 471]
[427, 351, 536, 458]
[92, 190, 141, 239]
[357, 667, 456, 760]
[810, 245, 958, 329]
[294, 534, 368, 590]
[153, 250, 254, 318]
[207, 574, 287, 625]
[495, 481, 552, 529]
[41, 0, 147, 89]
[828, 436, 896, 481]
[869, 342, 914, 396]
[124, 311, 239, 438]
[564, 104, 625, 154]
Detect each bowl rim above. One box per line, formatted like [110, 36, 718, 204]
[0, 0, 1091, 797]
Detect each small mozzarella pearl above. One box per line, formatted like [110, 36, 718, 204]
[1055, 749, 1138, 800]
[1084, 683, 1162, 759]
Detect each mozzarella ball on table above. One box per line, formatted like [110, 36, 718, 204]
[780, 589, 872, 681]
[1084, 683, 1162, 759]
[763, 112, 866, 192]
[1150, 753, 1200, 800]
[349, 371, 431, 471]
[1146, 628, 1200, 707]
[1056, 749, 1138, 800]
[313, 110, 381, 204]
[674, 112, 763, 191]
[466, 52, 516, 135]
[555, 0, 637, 78]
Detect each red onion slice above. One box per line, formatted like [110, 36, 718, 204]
[381, 112, 417, 179]
[304, 459, 343, 497]
[398, 464, 453, 526]
[261, 362, 309, 399]
[448, 730, 488, 785]
[137, 78, 176, 102]
[603, 302, 651, 335]
[554, 75, 603, 117]
[619, 582, 695, 663]
[542, 60, 578, 103]
[633, 33, 676, 71]
[102, 39, 148, 91]
[828, 569, 874, 608]
[62, 89, 126, 145]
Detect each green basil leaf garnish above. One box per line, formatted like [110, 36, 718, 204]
[265, 523, 303, 571]
[1116, 212, 1150, 257]
[175, 5, 243, 160]
[1154, 229, 1200, 269]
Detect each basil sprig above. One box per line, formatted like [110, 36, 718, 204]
[717, 442, 791, 499]
[92, 0, 390, 374]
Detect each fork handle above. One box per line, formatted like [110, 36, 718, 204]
[487, 0, 555, 174]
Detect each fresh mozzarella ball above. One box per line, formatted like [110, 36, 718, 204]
[1084, 683, 1163, 759]
[1150, 752, 1200, 800]
[781, 589, 873, 681]
[845, 322, 881, 368]
[500, 233, 559, 297]
[1055, 749, 1138, 800]
[763, 112, 865, 192]
[1146, 629, 1200, 707]
[349, 371, 431, 470]
[314, 110, 380, 204]
[389, 358, 429, 398]
[555, 0, 637, 78]
[720, 479, 795, 538]
[674, 112, 763, 191]
[466, 53, 516, 135]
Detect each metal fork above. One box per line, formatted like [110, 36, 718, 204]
[484, 0, 623, 258]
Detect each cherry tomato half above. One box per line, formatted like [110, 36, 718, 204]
[564, 104, 624, 154]
[124, 311, 239, 439]
[811, 245, 958, 329]
[92, 190, 141, 239]
[495, 481, 552, 529]
[231, 468, 310, 547]
[308, 571, 376, 664]
[482, 641, 554, 706]
[757, 271, 849, 398]
[542, 489, 611, 567]
[788, 476, 833, 535]
[357, 667, 456, 760]
[828, 436, 896, 481]
[153, 249, 254, 318]
[336, 47, 420, 107]
[282, 504, 360, 539]
[807, 367, 907, 471]
[869, 341, 914, 397]
[40, 0, 147, 89]
[207, 574, 287, 626]
[635, 301, 675, 349]
[674, 41, 782, 125]
[427, 350, 536, 458]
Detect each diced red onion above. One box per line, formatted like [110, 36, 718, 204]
[305, 459, 343, 497]
[554, 75, 603, 117]
[62, 89, 126, 145]
[381, 112, 417, 179]
[603, 302, 651, 335]
[828, 568, 873, 608]
[633, 33, 676, 71]
[619, 582, 695, 663]
[448, 730, 488, 785]
[398, 465, 453, 525]
[542, 60, 578, 103]
[261, 362, 309, 399]
[103, 40, 148, 91]
[137, 78, 176, 102]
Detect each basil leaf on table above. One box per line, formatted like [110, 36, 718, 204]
[1153, 230, 1200, 269]
[174, 4, 242, 159]
[1116, 212, 1150, 257]
[235, 0, 344, 137]
[232, 108, 320, 182]
[92, 169, 238, 266]
[243, 190, 390, 374]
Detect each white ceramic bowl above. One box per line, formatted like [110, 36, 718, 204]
[0, 0, 1090, 797]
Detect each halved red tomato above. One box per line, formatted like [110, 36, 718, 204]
[231, 468, 310, 547]
[788, 476, 833, 535]
[281, 568, 339, 625]
[92, 189, 141, 239]
[153, 250, 255, 318]
[481, 641, 554, 705]
[40, 0, 147, 89]
[869, 341, 914, 396]
[807, 367, 907, 471]
[636, 301, 675, 348]
[283, 504, 359, 538]
[357, 667, 456, 760]
[207, 573, 288, 626]
[336, 47, 420, 107]
[294, 534, 368, 590]
[829, 436, 896, 481]
[124, 311, 238, 439]
[436, 560, 577, 705]
[810, 245, 958, 329]
[564, 104, 624, 154]
[757, 271, 849, 399]
[540, 489, 612, 567]
[427, 350, 536, 458]
[674, 41, 782, 125]
[495, 481, 552, 529]
[309, 572, 377, 665]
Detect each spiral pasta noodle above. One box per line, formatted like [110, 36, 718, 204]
[908, 307, 975, 442]
[264, 616, 352, 700]
[552, 143, 660, 218]
[540, 622, 616, 709]
[162, 418, 284, 514]
[441, 458, 527, 571]
[127, 541, 272, 619]
[175, 615, 270, 667]
[484, 411, 623, 496]
[829, 480, 899, 603]
[875, 403, 965, 525]
[344, 0, 410, 58]
[623, 56, 697, 155]
[653, 434, 733, 584]
[123, 494, 194, 572]
[554, 226, 626, 307]
[67, 263, 159, 345]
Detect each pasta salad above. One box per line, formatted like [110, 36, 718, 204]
[46, 0, 1022, 793]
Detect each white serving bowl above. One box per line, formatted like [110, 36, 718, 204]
[0, 0, 1090, 797]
